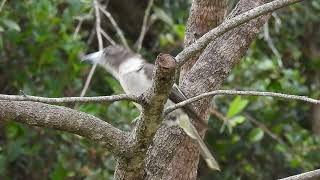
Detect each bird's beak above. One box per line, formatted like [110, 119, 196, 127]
[80, 50, 104, 64]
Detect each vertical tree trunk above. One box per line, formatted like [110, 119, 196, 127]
[144, 0, 271, 179]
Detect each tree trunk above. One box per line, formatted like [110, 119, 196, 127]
[143, 0, 271, 179]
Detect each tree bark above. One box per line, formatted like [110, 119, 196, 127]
[144, 0, 271, 179]
[181, 0, 227, 81]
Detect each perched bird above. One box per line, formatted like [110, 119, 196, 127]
[81, 45, 220, 170]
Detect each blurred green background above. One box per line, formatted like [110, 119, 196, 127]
[0, 0, 319, 179]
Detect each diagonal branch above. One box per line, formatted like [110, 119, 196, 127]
[165, 90, 320, 114]
[0, 101, 129, 155]
[0, 94, 140, 104]
[135, 0, 154, 52]
[79, 0, 103, 98]
[98, 3, 129, 49]
[175, 0, 304, 68]
[100, 28, 117, 45]
[278, 169, 320, 180]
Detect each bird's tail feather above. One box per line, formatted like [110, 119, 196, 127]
[178, 114, 220, 171]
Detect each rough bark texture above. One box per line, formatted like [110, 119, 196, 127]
[144, 0, 271, 179]
[181, 0, 227, 80]
[114, 54, 176, 179]
[0, 101, 129, 155]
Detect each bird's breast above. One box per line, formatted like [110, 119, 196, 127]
[120, 70, 152, 96]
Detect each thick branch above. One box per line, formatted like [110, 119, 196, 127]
[175, 0, 304, 68]
[114, 54, 176, 179]
[135, 53, 176, 144]
[165, 90, 320, 114]
[0, 94, 140, 104]
[278, 169, 320, 180]
[0, 101, 128, 155]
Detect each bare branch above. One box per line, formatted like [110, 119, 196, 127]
[115, 54, 176, 179]
[73, 9, 94, 40]
[245, 113, 286, 145]
[263, 21, 282, 67]
[210, 107, 286, 145]
[100, 28, 117, 45]
[94, 0, 103, 51]
[79, 0, 104, 98]
[175, 0, 304, 68]
[0, 0, 7, 13]
[165, 90, 320, 114]
[278, 169, 320, 180]
[73, 19, 84, 39]
[0, 94, 140, 104]
[98, 3, 129, 49]
[135, 0, 154, 52]
[0, 101, 129, 155]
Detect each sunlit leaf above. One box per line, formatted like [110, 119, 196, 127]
[248, 128, 264, 143]
[227, 96, 249, 118]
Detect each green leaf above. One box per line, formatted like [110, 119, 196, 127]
[248, 128, 264, 143]
[227, 96, 249, 118]
[230, 116, 246, 127]
[173, 24, 185, 40]
[50, 163, 68, 180]
[2, 19, 21, 32]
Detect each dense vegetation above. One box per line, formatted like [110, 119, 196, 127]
[0, 0, 319, 179]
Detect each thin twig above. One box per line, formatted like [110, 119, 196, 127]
[0, 0, 7, 13]
[98, 3, 129, 48]
[175, 0, 304, 68]
[165, 90, 320, 114]
[210, 107, 286, 145]
[136, 0, 154, 52]
[278, 169, 320, 180]
[245, 113, 286, 145]
[73, 19, 84, 39]
[263, 22, 282, 67]
[73, 9, 93, 39]
[79, 0, 103, 98]
[100, 28, 117, 45]
[0, 94, 140, 104]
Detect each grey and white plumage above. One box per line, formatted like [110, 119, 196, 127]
[81, 45, 220, 170]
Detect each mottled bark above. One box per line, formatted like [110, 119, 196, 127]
[0, 101, 129, 155]
[181, 0, 227, 80]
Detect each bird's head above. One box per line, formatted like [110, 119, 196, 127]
[81, 45, 137, 79]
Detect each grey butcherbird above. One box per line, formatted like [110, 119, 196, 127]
[81, 45, 220, 171]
